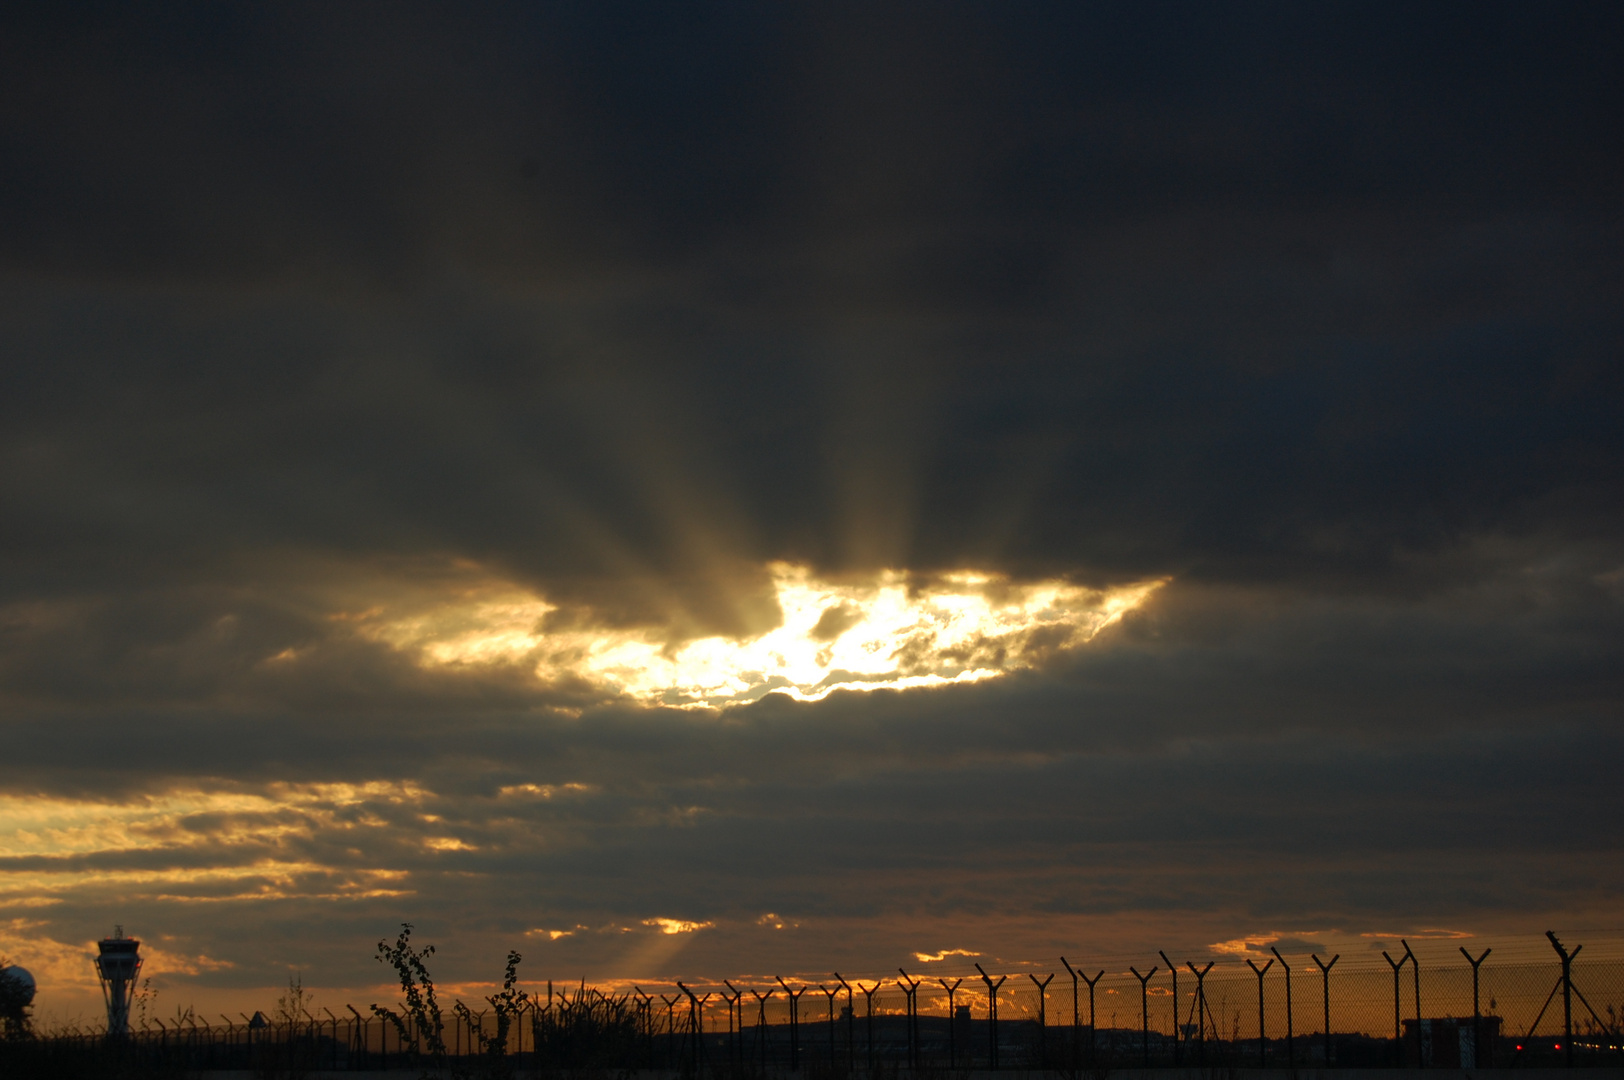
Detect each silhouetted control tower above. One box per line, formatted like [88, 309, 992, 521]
[95, 926, 142, 1036]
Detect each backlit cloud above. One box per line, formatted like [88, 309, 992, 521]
[643, 918, 715, 935]
[914, 948, 980, 962]
[354, 562, 1163, 707]
[0, 783, 429, 859]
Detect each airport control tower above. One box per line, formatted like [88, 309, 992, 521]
[94, 926, 142, 1036]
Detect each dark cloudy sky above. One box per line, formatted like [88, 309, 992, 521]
[3, 2, 1623, 1018]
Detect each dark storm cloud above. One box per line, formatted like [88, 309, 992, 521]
[3, 2, 1622, 601]
[2, 2, 1623, 1001]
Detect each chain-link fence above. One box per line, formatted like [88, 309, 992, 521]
[6, 939, 1623, 1072]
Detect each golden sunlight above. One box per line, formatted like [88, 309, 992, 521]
[361, 563, 1165, 708]
[642, 917, 714, 935]
[0, 783, 427, 859]
[0, 785, 425, 906]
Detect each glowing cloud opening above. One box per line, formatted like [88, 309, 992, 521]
[643, 917, 714, 935]
[915, 948, 981, 962]
[362, 562, 1165, 709]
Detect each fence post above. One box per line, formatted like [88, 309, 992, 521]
[320, 1008, 335, 1070]
[1081, 967, 1104, 1066]
[1461, 948, 1490, 1068]
[818, 983, 839, 1068]
[1159, 952, 1180, 1065]
[683, 984, 700, 1070]
[777, 978, 807, 1071]
[897, 969, 922, 1070]
[353, 1005, 369, 1069]
[939, 977, 964, 1068]
[1029, 973, 1054, 1067]
[1402, 940, 1422, 1068]
[975, 964, 1007, 1070]
[1246, 957, 1274, 1068]
[1061, 958, 1081, 1071]
[677, 983, 708, 1072]
[723, 982, 741, 1068]
[1311, 953, 1338, 1066]
[632, 987, 652, 1066]
[751, 989, 775, 1072]
[859, 981, 879, 1072]
[660, 995, 679, 1069]
[1547, 932, 1580, 1069]
[1186, 962, 1215, 1066]
[1382, 949, 1405, 1064]
[1271, 947, 1294, 1069]
[834, 974, 855, 1073]
[699, 991, 712, 1069]
[1130, 964, 1159, 1068]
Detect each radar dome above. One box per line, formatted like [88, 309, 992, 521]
[0, 965, 35, 1004]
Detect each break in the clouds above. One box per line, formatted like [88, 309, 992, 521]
[1, 1, 1622, 1021]
[353, 561, 1162, 707]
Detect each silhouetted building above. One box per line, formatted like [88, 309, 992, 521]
[1403, 1015, 1503, 1067]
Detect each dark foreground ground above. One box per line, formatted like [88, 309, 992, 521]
[48, 1071, 1621, 1080]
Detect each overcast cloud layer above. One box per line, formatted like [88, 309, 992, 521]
[2, 2, 1622, 1017]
